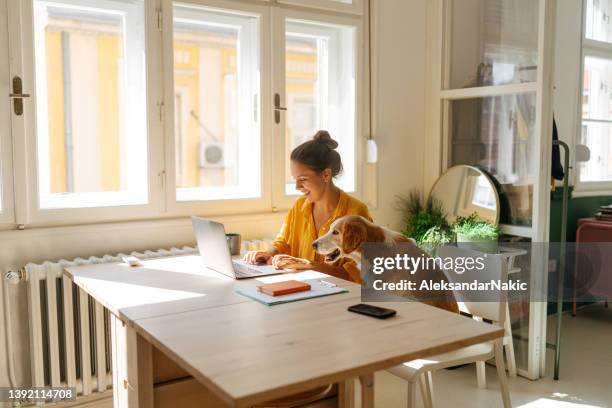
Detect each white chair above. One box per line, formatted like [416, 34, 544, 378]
[386, 246, 511, 408]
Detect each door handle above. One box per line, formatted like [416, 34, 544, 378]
[274, 93, 286, 124]
[10, 76, 30, 116]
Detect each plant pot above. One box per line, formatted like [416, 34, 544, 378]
[455, 233, 499, 254]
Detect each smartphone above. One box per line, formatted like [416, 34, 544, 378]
[348, 303, 397, 319]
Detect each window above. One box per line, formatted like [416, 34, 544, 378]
[472, 175, 497, 210]
[172, 4, 261, 202]
[32, 0, 148, 209]
[4, 0, 363, 226]
[585, 0, 612, 42]
[282, 18, 357, 196]
[580, 56, 612, 183]
[579, 0, 612, 187]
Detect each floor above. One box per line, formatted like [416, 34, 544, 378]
[374, 304, 612, 408]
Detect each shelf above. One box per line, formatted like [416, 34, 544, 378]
[499, 224, 533, 238]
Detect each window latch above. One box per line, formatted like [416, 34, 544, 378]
[9, 76, 30, 116]
[274, 93, 286, 124]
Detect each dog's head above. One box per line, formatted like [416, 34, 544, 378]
[312, 215, 385, 263]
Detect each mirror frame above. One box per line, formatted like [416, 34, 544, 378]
[428, 165, 501, 225]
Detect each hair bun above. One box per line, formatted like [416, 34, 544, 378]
[313, 130, 338, 149]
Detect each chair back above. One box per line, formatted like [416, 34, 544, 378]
[436, 245, 507, 325]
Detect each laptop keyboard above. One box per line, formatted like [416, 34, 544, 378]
[232, 261, 262, 277]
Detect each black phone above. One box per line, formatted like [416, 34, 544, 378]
[348, 303, 396, 319]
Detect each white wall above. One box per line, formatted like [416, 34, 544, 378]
[368, 0, 427, 230]
[0, 0, 429, 387]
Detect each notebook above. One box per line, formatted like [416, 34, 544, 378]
[237, 279, 348, 306]
[257, 280, 311, 296]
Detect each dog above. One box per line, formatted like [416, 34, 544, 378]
[312, 215, 459, 314]
[312, 215, 415, 267]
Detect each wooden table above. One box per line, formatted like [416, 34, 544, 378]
[64, 255, 504, 408]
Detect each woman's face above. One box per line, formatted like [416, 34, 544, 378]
[290, 161, 332, 202]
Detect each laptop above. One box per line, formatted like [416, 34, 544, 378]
[191, 216, 282, 279]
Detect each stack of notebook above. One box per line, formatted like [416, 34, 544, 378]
[595, 204, 612, 221]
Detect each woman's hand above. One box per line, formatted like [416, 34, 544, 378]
[271, 254, 313, 271]
[243, 250, 274, 265]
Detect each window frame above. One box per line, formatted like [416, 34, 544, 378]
[162, 0, 273, 216]
[575, 0, 612, 193]
[0, 0, 15, 228]
[2, 0, 366, 229]
[271, 6, 364, 211]
[277, 0, 364, 16]
[7, 0, 165, 227]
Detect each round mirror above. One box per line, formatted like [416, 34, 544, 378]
[429, 165, 500, 225]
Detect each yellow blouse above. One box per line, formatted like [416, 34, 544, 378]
[272, 190, 372, 283]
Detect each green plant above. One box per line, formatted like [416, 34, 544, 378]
[397, 190, 449, 243]
[422, 226, 453, 245]
[419, 225, 453, 255]
[451, 213, 500, 240]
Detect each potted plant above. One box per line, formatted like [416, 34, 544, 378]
[397, 190, 449, 245]
[451, 213, 500, 253]
[420, 225, 453, 256]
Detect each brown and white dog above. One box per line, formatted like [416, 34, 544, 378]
[312, 215, 414, 268]
[312, 215, 459, 314]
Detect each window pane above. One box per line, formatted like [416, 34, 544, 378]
[173, 4, 261, 201]
[580, 122, 612, 182]
[447, 0, 538, 89]
[285, 20, 355, 195]
[585, 0, 612, 43]
[33, 0, 147, 209]
[449, 93, 537, 226]
[582, 56, 612, 120]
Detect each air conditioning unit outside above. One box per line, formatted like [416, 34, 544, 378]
[199, 141, 225, 168]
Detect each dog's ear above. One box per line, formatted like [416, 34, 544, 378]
[366, 224, 386, 243]
[341, 220, 367, 254]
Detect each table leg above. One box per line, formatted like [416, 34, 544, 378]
[358, 374, 374, 408]
[136, 334, 154, 407]
[111, 316, 120, 408]
[110, 315, 153, 407]
[338, 378, 355, 408]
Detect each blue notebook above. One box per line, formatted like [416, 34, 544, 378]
[236, 279, 348, 306]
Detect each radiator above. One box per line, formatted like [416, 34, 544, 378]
[16, 240, 273, 400]
[24, 247, 196, 397]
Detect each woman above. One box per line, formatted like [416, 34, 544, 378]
[244, 130, 371, 283]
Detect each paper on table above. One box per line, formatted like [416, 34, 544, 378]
[236, 279, 348, 306]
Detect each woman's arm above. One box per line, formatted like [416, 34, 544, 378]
[271, 207, 294, 255]
[272, 255, 356, 282]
